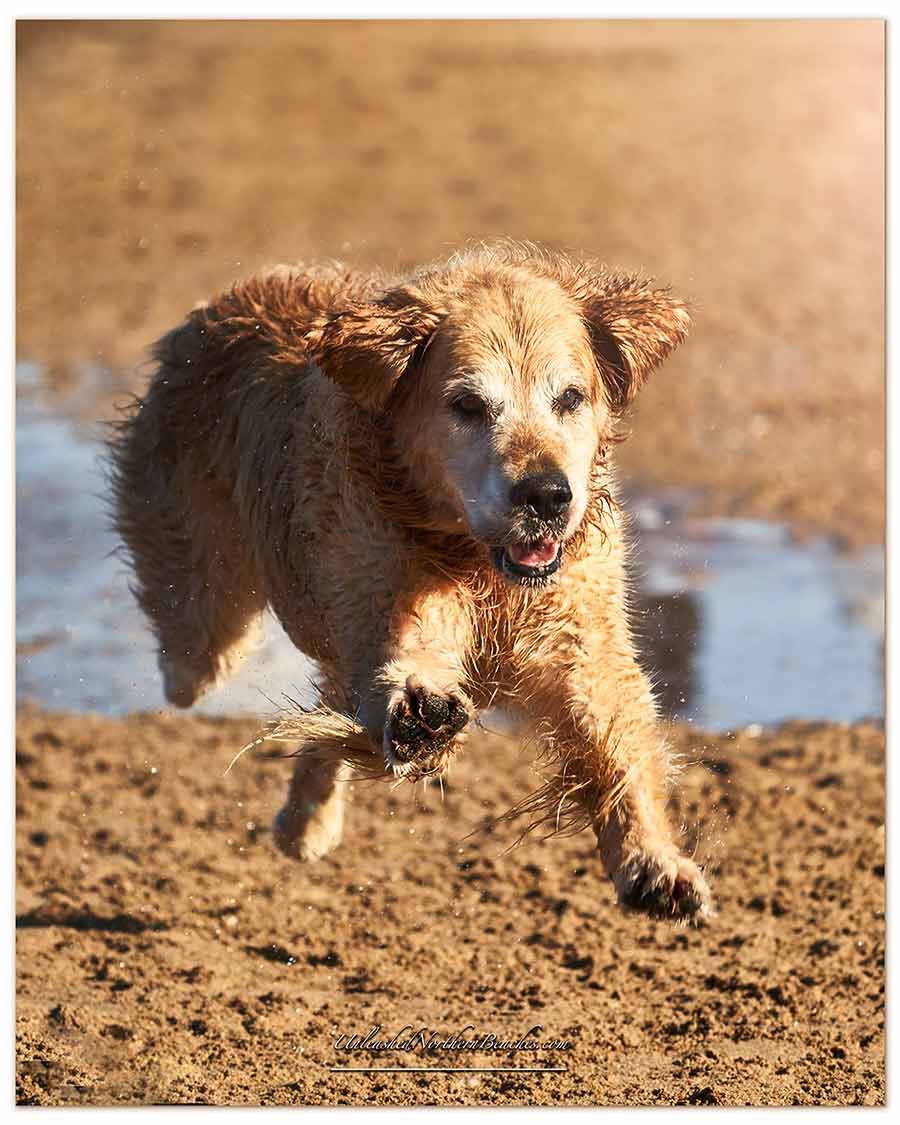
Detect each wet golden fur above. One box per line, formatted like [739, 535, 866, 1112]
[110, 241, 712, 922]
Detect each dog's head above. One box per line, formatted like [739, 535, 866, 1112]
[308, 248, 690, 585]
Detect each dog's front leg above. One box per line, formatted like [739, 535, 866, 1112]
[512, 598, 712, 923]
[360, 581, 475, 777]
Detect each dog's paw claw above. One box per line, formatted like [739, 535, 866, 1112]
[615, 847, 712, 925]
[385, 676, 469, 771]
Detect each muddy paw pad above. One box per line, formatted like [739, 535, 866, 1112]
[617, 851, 712, 925]
[387, 677, 469, 764]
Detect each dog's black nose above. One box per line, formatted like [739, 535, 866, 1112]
[510, 471, 573, 520]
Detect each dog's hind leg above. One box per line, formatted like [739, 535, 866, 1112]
[111, 408, 267, 708]
[272, 755, 349, 862]
[157, 481, 267, 707]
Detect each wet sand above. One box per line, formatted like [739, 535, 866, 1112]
[16, 19, 884, 545]
[16, 707, 884, 1106]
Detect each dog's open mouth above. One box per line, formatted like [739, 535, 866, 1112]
[494, 537, 563, 584]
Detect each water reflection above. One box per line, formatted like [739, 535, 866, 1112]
[15, 365, 884, 730]
[628, 492, 884, 728]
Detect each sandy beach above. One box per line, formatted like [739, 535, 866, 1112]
[15, 708, 885, 1106]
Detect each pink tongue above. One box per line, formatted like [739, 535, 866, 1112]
[508, 538, 559, 568]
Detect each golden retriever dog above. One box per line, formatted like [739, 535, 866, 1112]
[110, 242, 712, 923]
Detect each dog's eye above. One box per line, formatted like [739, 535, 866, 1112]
[555, 387, 585, 415]
[451, 393, 490, 423]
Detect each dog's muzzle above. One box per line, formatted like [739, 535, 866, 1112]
[492, 470, 571, 585]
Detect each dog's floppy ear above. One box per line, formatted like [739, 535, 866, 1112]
[572, 272, 691, 413]
[306, 286, 443, 412]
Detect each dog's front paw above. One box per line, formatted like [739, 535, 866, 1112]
[614, 845, 712, 925]
[384, 675, 469, 776]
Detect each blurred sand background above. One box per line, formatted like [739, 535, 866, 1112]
[16, 18, 884, 544]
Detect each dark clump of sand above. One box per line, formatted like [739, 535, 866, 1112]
[15, 19, 884, 546]
[16, 707, 884, 1106]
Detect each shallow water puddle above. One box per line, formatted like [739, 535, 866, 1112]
[15, 365, 884, 730]
[629, 494, 883, 729]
